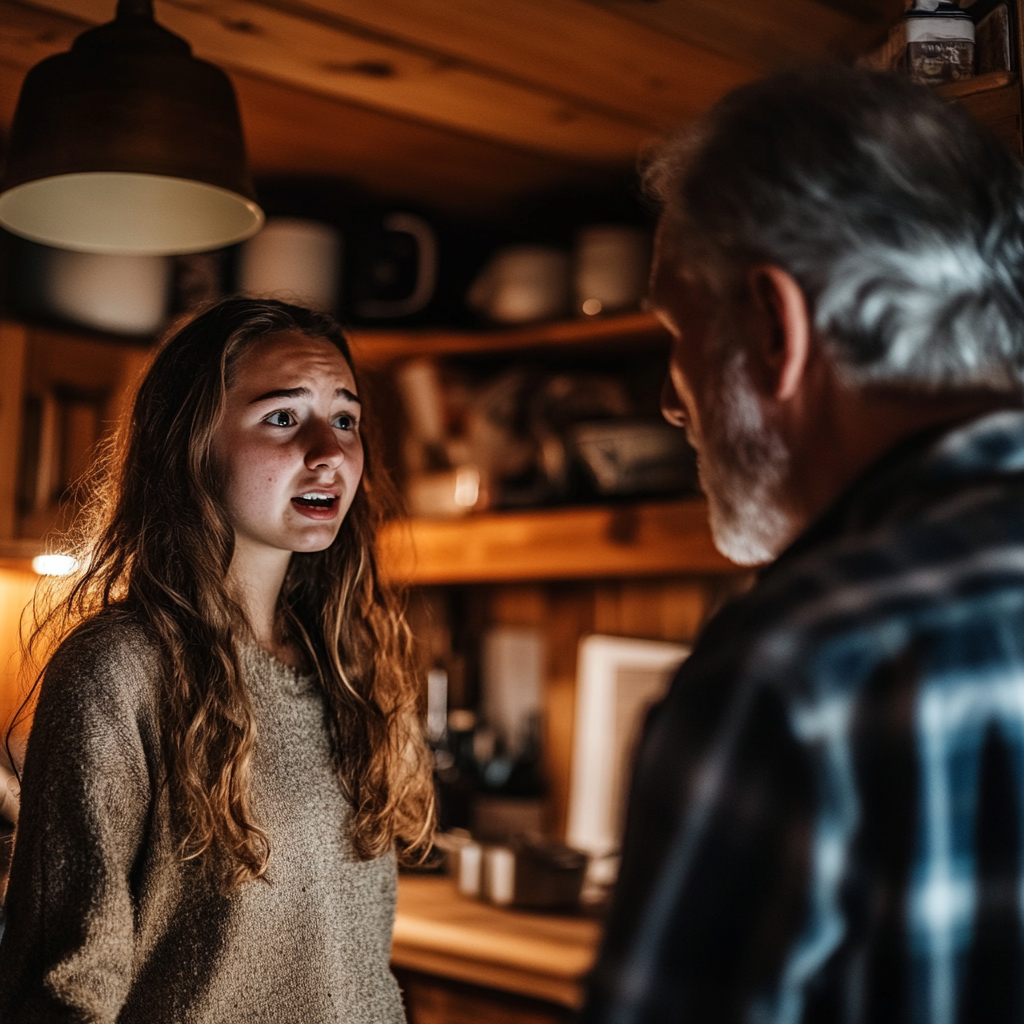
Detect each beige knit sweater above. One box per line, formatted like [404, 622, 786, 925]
[0, 621, 405, 1024]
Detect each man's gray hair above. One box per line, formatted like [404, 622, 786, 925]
[645, 67, 1024, 393]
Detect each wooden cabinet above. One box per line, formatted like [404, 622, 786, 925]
[937, 70, 1023, 156]
[0, 321, 151, 564]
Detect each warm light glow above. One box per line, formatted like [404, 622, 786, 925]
[453, 466, 481, 508]
[448, 709, 476, 732]
[582, 298, 603, 316]
[32, 554, 79, 577]
[0, 172, 264, 256]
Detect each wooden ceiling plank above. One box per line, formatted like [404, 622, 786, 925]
[591, 0, 868, 69]
[20, 0, 657, 160]
[230, 72, 598, 215]
[249, 0, 757, 128]
[0, 0, 84, 74]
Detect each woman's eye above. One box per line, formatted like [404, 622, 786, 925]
[333, 414, 358, 431]
[265, 411, 295, 427]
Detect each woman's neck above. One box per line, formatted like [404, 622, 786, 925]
[224, 537, 300, 667]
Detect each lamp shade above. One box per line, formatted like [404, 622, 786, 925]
[0, 0, 263, 255]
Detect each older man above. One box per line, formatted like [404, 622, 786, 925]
[583, 68, 1024, 1023]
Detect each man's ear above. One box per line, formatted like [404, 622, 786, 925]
[746, 265, 811, 402]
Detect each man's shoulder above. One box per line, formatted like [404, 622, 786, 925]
[705, 475, 1024, 685]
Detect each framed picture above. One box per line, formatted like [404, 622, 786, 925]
[566, 634, 690, 868]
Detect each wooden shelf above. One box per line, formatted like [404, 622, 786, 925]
[377, 498, 735, 585]
[392, 875, 600, 1009]
[934, 70, 1017, 100]
[348, 310, 667, 369]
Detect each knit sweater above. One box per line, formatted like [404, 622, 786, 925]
[0, 621, 405, 1024]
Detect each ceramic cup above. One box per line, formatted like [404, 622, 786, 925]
[239, 217, 342, 312]
[467, 245, 571, 324]
[43, 249, 171, 335]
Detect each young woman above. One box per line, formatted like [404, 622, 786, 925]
[0, 298, 434, 1023]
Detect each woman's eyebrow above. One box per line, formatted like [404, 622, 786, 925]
[248, 386, 361, 405]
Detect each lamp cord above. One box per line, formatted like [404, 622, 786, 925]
[116, 0, 154, 19]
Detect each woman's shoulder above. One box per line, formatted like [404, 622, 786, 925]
[43, 612, 165, 714]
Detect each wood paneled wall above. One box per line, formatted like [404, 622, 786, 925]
[0, 567, 42, 770]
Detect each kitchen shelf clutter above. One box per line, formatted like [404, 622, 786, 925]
[370, 308, 703, 529]
[351, 308, 731, 583]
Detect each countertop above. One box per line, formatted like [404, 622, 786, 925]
[391, 875, 601, 1008]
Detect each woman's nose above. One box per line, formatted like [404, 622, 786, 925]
[661, 375, 688, 429]
[303, 419, 345, 469]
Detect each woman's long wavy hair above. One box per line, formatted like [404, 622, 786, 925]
[20, 297, 434, 888]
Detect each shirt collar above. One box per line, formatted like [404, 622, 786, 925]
[763, 409, 1024, 577]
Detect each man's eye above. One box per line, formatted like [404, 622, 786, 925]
[266, 411, 295, 427]
[333, 414, 357, 431]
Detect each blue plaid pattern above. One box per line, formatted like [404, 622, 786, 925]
[583, 411, 1024, 1024]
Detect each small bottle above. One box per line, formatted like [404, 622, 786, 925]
[434, 708, 479, 832]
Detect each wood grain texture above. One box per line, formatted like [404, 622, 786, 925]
[0, 324, 28, 542]
[0, 567, 40, 760]
[955, 81, 1023, 157]
[396, 969, 573, 1024]
[597, 0, 905, 67]
[348, 311, 668, 369]
[10, 326, 150, 541]
[256, 0, 757, 126]
[14, 0, 893, 162]
[392, 875, 600, 1008]
[377, 499, 735, 585]
[231, 73, 592, 214]
[934, 69, 1017, 100]
[22, 0, 656, 160]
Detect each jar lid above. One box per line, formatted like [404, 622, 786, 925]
[906, 1, 972, 17]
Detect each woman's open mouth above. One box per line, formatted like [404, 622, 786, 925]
[292, 492, 340, 520]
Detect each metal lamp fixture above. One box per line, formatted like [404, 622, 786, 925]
[0, 0, 264, 255]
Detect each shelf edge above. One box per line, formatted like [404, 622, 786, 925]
[377, 499, 738, 584]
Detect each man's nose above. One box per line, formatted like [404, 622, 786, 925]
[303, 419, 345, 469]
[661, 375, 688, 429]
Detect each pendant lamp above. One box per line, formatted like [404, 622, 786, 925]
[0, 0, 263, 255]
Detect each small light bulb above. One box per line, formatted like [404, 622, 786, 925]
[453, 466, 481, 508]
[32, 554, 78, 576]
[581, 298, 602, 316]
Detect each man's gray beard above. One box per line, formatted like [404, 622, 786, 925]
[696, 353, 795, 567]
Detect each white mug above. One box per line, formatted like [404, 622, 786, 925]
[467, 245, 570, 324]
[239, 217, 341, 312]
[44, 249, 171, 336]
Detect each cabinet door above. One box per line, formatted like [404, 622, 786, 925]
[0, 323, 151, 543]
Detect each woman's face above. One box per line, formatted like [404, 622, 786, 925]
[211, 330, 364, 557]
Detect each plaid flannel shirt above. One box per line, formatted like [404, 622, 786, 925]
[582, 409, 1024, 1024]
